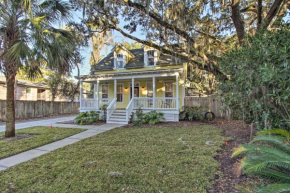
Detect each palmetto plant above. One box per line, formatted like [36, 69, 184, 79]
[0, 0, 77, 137]
[233, 129, 290, 192]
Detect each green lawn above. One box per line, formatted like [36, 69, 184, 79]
[0, 127, 84, 159]
[0, 125, 228, 192]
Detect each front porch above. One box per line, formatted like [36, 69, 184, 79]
[78, 69, 184, 123]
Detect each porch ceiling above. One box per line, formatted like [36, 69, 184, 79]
[76, 68, 183, 82]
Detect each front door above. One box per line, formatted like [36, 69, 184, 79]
[130, 87, 139, 99]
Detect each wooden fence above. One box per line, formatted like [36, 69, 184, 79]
[0, 100, 79, 121]
[184, 96, 229, 118]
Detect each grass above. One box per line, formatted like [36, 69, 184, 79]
[0, 127, 84, 159]
[0, 125, 228, 193]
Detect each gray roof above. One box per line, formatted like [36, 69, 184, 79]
[0, 76, 48, 88]
[92, 47, 180, 71]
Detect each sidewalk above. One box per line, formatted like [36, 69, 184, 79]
[0, 116, 76, 132]
[0, 123, 124, 171]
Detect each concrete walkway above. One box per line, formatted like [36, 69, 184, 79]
[0, 123, 124, 172]
[0, 116, 76, 132]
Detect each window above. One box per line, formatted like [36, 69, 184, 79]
[165, 82, 174, 97]
[147, 50, 155, 66]
[117, 84, 123, 102]
[147, 82, 153, 97]
[101, 85, 109, 102]
[26, 87, 31, 94]
[116, 53, 125, 69]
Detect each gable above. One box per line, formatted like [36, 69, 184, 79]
[91, 44, 183, 72]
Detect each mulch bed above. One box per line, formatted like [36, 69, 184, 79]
[57, 120, 106, 126]
[0, 134, 38, 142]
[208, 118, 256, 193]
[123, 118, 256, 192]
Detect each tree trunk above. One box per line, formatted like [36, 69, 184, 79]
[231, 0, 245, 44]
[257, 0, 263, 30]
[5, 75, 16, 137]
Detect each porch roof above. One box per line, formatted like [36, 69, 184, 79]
[76, 68, 183, 81]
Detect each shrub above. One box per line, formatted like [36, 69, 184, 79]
[133, 109, 165, 126]
[180, 106, 204, 121]
[143, 110, 165, 125]
[75, 111, 99, 125]
[233, 129, 290, 192]
[218, 26, 290, 130]
[100, 104, 108, 121]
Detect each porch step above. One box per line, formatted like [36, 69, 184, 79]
[107, 109, 132, 124]
[113, 110, 126, 113]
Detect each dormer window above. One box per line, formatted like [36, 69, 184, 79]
[116, 53, 125, 69]
[147, 50, 155, 66]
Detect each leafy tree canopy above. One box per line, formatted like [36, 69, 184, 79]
[70, 0, 289, 78]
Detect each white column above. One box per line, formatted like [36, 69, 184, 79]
[176, 75, 179, 110]
[114, 79, 117, 99]
[132, 78, 134, 108]
[79, 80, 83, 109]
[131, 78, 134, 99]
[93, 83, 96, 99]
[153, 77, 156, 109]
[96, 80, 99, 110]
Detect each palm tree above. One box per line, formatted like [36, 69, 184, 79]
[0, 0, 77, 137]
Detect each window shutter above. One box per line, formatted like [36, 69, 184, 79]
[154, 50, 158, 65]
[113, 51, 116, 69]
[123, 54, 126, 67]
[144, 50, 148, 66]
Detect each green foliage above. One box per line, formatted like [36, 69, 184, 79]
[122, 42, 143, 50]
[233, 129, 290, 192]
[133, 110, 165, 126]
[143, 110, 165, 125]
[100, 105, 108, 121]
[75, 111, 99, 125]
[219, 26, 290, 130]
[180, 106, 204, 121]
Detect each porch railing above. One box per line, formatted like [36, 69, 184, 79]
[126, 98, 134, 122]
[99, 98, 113, 109]
[106, 98, 116, 122]
[80, 98, 98, 110]
[155, 97, 177, 109]
[133, 97, 153, 109]
[133, 97, 177, 109]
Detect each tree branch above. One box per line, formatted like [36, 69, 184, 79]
[107, 24, 226, 78]
[263, 0, 285, 29]
[124, 0, 223, 47]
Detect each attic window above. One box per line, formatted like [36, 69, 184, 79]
[147, 50, 155, 66]
[116, 53, 125, 69]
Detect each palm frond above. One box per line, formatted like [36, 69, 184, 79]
[257, 183, 290, 193]
[259, 129, 290, 140]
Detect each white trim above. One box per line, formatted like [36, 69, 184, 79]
[79, 69, 183, 81]
[163, 81, 175, 98]
[153, 77, 156, 109]
[146, 82, 153, 98]
[96, 80, 99, 109]
[116, 83, 124, 103]
[100, 84, 109, 102]
[130, 82, 141, 98]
